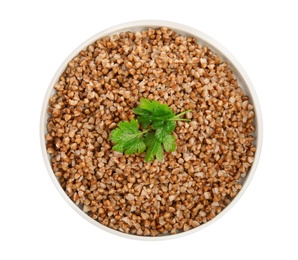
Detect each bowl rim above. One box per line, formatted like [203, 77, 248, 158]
[40, 19, 263, 241]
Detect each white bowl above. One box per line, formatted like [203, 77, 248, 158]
[40, 20, 263, 240]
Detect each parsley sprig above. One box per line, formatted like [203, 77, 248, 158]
[110, 98, 191, 162]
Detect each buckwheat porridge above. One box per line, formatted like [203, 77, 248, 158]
[46, 27, 255, 236]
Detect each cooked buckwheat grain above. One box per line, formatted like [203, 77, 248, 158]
[46, 27, 255, 236]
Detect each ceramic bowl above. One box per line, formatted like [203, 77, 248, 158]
[40, 20, 263, 240]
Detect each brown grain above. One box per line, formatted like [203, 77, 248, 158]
[46, 27, 255, 236]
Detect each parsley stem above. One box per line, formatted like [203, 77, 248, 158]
[172, 118, 191, 122]
[170, 109, 192, 121]
[137, 128, 150, 136]
[175, 109, 192, 117]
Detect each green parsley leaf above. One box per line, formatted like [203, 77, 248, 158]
[163, 135, 176, 152]
[133, 98, 175, 128]
[139, 98, 173, 117]
[145, 138, 163, 162]
[124, 139, 146, 155]
[144, 132, 155, 146]
[133, 109, 152, 128]
[155, 127, 169, 142]
[152, 120, 175, 133]
[110, 119, 147, 155]
[145, 132, 176, 158]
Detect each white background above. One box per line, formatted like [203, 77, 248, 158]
[0, 0, 297, 259]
